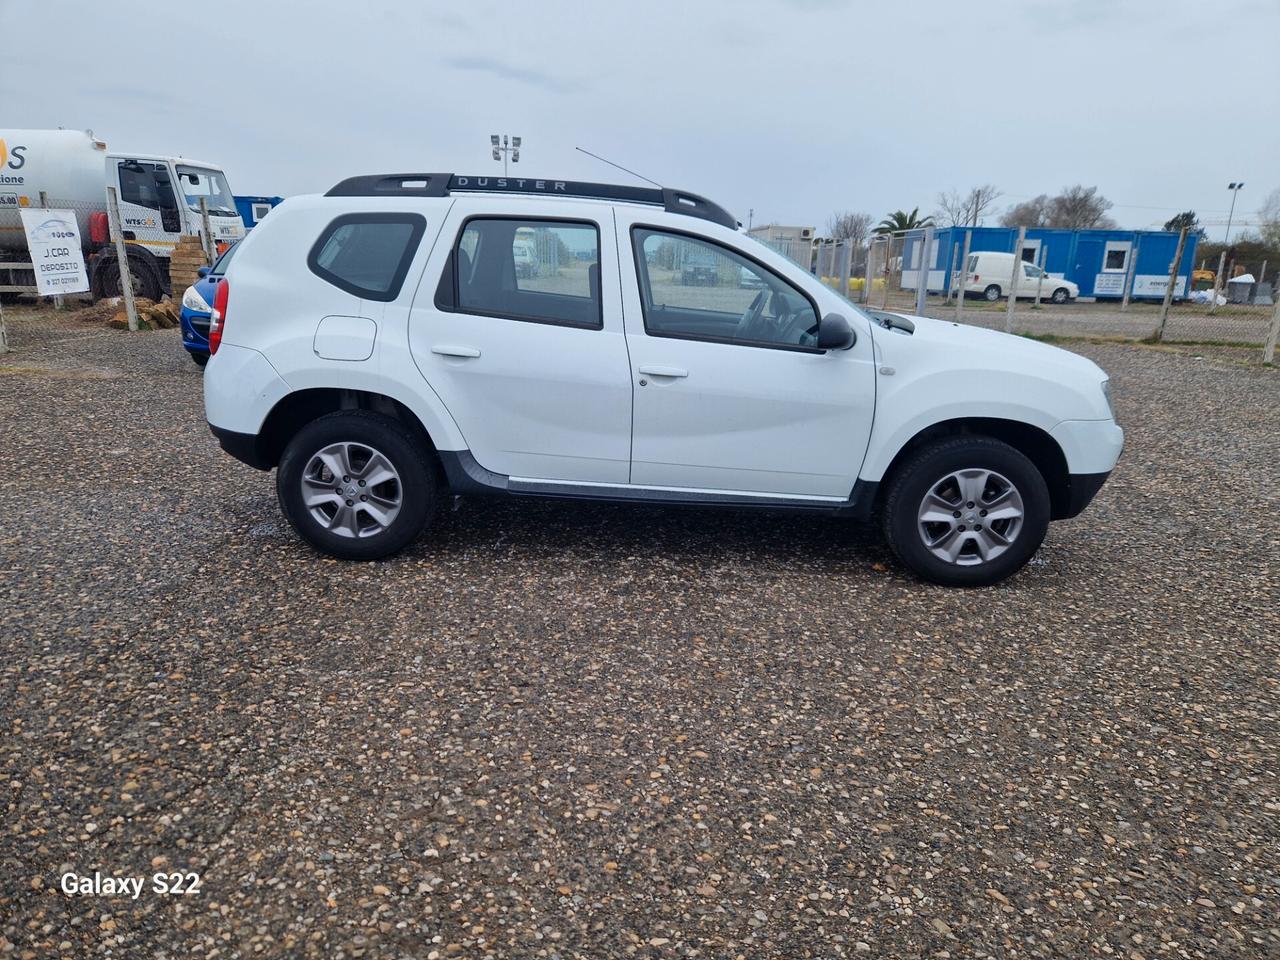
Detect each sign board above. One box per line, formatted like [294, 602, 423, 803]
[1133, 275, 1187, 298]
[1093, 273, 1126, 296]
[19, 208, 89, 296]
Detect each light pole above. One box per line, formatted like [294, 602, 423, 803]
[1224, 181, 1244, 244]
[491, 134, 521, 176]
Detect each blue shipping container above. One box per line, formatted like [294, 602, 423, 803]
[900, 226, 1197, 300]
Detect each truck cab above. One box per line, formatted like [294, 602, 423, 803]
[0, 128, 244, 303]
[106, 153, 245, 292]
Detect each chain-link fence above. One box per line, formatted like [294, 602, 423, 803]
[758, 226, 1280, 364]
[0, 185, 218, 351]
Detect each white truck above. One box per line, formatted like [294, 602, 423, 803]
[0, 128, 244, 301]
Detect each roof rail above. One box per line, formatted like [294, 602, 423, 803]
[323, 173, 738, 229]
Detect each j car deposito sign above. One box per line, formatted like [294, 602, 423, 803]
[19, 208, 89, 296]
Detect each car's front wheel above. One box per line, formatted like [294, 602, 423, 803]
[277, 411, 437, 560]
[983, 284, 1002, 302]
[881, 436, 1050, 587]
[1050, 287, 1070, 304]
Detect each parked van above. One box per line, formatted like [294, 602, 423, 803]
[955, 251, 1078, 304]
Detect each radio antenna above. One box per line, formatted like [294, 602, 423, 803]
[574, 146, 662, 188]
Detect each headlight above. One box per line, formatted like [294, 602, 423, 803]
[182, 286, 211, 312]
[1101, 379, 1116, 419]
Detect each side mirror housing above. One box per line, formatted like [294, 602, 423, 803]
[817, 312, 856, 351]
[197, 266, 211, 278]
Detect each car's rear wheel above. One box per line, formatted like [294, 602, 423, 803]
[983, 284, 1001, 302]
[1051, 287, 1070, 304]
[881, 436, 1050, 587]
[277, 411, 437, 560]
[190, 352, 209, 368]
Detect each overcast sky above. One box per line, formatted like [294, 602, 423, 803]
[2, 0, 1275, 236]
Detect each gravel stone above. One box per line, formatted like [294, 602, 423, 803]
[1, 307, 1277, 957]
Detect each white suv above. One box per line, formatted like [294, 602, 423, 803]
[203, 173, 1122, 586]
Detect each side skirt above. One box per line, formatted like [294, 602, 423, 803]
[437, 450, 879, 520]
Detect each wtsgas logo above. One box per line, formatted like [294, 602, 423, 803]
[124, 215, 157, 228]
[0, 138, 28, 185]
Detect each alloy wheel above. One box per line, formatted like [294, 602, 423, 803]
[300, 442, 403, 539]
[916, 468, 1025, 566]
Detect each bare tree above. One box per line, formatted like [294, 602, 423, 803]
[1047, 185, 1116, 229]
[1257, 187, 1280, 249]
[935, 184, 1001, 228]
[1000, 194, 1053, 228]
[825, 211, 873, 248]
[1000, 186, 1116, 230]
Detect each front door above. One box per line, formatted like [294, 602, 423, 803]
[408, 204, 633, 483]
[617, 217, 877, 499]
[112, 159, 182, 248]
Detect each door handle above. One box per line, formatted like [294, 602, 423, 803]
[431, 344, 481, 359]
[637, 364, 688, 378]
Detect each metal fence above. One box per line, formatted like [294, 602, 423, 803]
[759, 227, 1280, 364]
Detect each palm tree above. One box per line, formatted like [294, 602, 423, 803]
[875, 208, 934, 234]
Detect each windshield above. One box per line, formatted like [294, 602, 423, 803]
[211, 240, 240, 276]
[175, 165, 237, 217]
[1023, 262, 1044, 277]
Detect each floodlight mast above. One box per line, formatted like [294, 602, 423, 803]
[491, 134, 521, 177]
[1224, 182, 1244, 245]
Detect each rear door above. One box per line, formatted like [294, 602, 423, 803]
[407, 200, 633, 483]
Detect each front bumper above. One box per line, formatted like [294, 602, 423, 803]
[1062, 471, 1111, 518]
[180, 306, 211, 352]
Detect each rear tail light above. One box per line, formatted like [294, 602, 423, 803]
[208, 279, 229, 355]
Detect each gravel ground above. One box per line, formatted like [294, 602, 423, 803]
[1, 308, 1277, 958]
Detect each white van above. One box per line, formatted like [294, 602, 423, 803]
[955, 251, 1078, 303]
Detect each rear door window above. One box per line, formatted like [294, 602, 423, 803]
[441, 217, 602, 329]
[308, 213, 426, 301]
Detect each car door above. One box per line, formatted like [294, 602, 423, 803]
[616, 213, 877, 499]
[407, 201, 633, 483]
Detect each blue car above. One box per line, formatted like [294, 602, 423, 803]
[180, 241, 239, 366]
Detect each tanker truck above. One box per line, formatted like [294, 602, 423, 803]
[0, 128, 245, 301]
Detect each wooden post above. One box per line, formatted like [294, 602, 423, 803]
[1209, 250, 1227, 315]
[1262, 297, 1280, 364]
[105, 187, 139, 332]
[1034, 244, 1048, 309]
[861, 236, 874, 304]
[915, 226, 934, 316]
[199, 197, 214, 263]
[954, 229, 972, 323]
[0, 294, 8, 354]
[1120, 237, 1140, 312]
[838, 239, 851, 301]
[38, 192, 66, 309]
[1155, 227, 1188, 343]
[1005, 226, 1025, 333]
[880, 235, 891, 310]
[944, 241, 959, 306]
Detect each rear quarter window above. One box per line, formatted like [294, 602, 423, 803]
[307, 213, 426, 301]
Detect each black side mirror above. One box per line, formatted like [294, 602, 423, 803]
[197, 266, 211, 278]
[817, 312, 856, 351]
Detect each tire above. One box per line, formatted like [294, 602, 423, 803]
[276, 411, 437, 561]
[1050, 287, 1069, 304]
[190, 351, 209, 368]
[983, 284, 1001, 302]
[881, 436, 1050, 587]
[93, 255, 162, 301]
